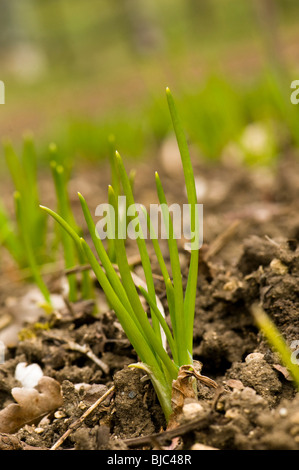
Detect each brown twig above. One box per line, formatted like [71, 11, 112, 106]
[50, 385, 115, 450]
[205, 220, 240, 261]
[123, 412, 215, 448]
[65, 340, 110, 375]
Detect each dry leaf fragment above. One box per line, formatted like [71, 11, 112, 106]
[226, 379, 244, 390]
[273, 364, 293, 381]
[0, 376, 63, 434]
[169, 362, 217, 429]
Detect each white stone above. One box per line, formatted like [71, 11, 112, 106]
[15, 362, 43, 389]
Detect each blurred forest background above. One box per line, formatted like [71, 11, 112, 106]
[0, 0, 299, 166]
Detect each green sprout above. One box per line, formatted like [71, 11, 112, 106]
[41, 88, 201, 421]
[2, 136, 51, 306]
[251, 304, 299, 390]
[0, 135, 93, 307]
[49, 143, 93, 302]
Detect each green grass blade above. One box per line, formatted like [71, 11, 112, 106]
[3, 140, 25, 194]
[80, 236, 174, 414]
[77, 247, 94, 301]
[141, 206, 170, 284]
[22, 133, 38, 209]
[15, 192, 51, 305]
[109, 185, 178, 377]
[251, 304, 299, 389]
[40, 205, 83, 249]
[78, 191, 136, 318]
[0, 201, 24, 266]
[80, 238, 163, 368]
[108, 134, 121, 198]
[129, 168, 136, 194]
[155, 171, 189, 365]
[41, 204, 94, 300]
[51, 160, 77, 301]
[141, 205, 177, 343]
[165, 277, 177, 343]
[139, 285, 178, 365]
[107, 134, 120, 262]
[115, 151, 161, 342]
[22, 134, 48, 262]
[42, 197, 175, 378]
[166, 87, 199, 355]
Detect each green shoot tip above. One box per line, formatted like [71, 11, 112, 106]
[166, 87, 173, 100]
[49, 143, 57, 153]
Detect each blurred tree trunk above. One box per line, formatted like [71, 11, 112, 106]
[0, 0, 48, 81]
[33, 0, 77, 69]
[0, 0, 20, 48]
[187, 0, 213, 20]
[252, 0, 285, 72]
[113, 0, 164, 55]
[186, 0, 214, 31]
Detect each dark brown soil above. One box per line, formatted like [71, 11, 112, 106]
[1, 148, 299, 450]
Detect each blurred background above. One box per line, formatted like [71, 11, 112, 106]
[0, 0, 299, 166]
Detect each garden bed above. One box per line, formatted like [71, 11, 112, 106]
[1, 149, 299, 450]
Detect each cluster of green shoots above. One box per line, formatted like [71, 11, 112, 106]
[1, 135, 51, 304]
[0, 136, 93, 307]
[40, 88, 199, 421]
[2, 88, 298, 422]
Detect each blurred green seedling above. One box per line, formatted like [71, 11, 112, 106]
[2, 135, 51, 305]
[49, 143, 93, 303]
[1, 136, 93, 307]
[251, 304, 299, 390]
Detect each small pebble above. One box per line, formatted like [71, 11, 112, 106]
[279, 407, 288, 418]
[245, 353, 264, 364]
[223, 279, 242, 292]
[191, 443, 218, 450]
[270, 258, 288, 275]
[225, 408, 240, 420]
[15, 362, 43, 389]
[183, 402, 204, 421]
[34, 427, 44, 434]
[54, 410, 66, 419]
